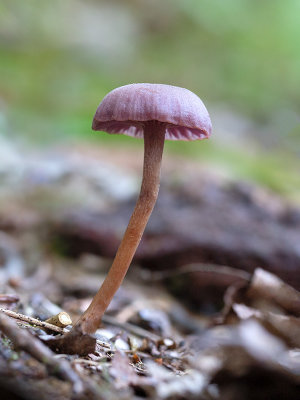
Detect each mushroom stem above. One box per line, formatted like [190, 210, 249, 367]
[76, 122, 165, 334]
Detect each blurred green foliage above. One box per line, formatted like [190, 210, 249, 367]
[0, 0, 299, 199]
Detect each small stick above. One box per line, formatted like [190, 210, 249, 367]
[0, 307, 66, 333]
[145, 263, 251, 282]
[102, 314, 161, 342]
[0, 307, 111, 349]
[0, 308, 160, 346]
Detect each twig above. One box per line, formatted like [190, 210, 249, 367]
[102, 314, 161, 342]
[0, 313, 84, 393]
[0, 307, 111, 349]
[0, 307, 67, 333]
[1, 306, 162, 344]
[144, 262, 251, 282]
[0, 308, 162, 347]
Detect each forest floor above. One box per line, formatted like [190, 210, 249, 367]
[0, 139, 299, 400]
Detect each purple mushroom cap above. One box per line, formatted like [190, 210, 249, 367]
[92, 83, 212, 141]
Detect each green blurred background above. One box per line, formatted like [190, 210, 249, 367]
[0, 0, 299, 200]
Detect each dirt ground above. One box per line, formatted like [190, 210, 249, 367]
[0, 142, 299, 399]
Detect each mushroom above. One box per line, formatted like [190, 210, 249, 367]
[75, 83, 212, 334]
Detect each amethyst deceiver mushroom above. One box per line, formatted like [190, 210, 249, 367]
[75, 83, 212, 334]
